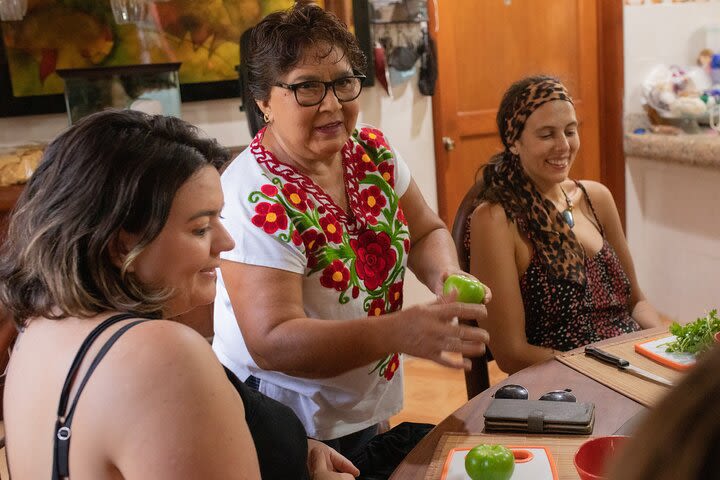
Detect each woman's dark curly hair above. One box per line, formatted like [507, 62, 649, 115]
[246, 3, 367, 117]
[0, 109, 230, 326]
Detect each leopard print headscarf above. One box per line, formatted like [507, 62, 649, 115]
[482, 78, 586, 285]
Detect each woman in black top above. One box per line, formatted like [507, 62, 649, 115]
[0, 109, 358, 479]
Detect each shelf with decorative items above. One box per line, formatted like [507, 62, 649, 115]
[56, 62, 182, 125]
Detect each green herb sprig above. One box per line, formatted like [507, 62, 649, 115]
[665, 309, 720, 354]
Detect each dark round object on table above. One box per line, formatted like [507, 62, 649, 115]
[539, 389, 577, 402]
[493, 384, 529, 400]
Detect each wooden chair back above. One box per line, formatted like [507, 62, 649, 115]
[450, 181, 492, 399]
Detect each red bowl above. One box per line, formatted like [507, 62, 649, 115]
[574, 436, 629, 480]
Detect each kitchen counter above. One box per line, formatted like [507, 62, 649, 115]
[624, 124, 720, 323]
[624, 130, 720, 169]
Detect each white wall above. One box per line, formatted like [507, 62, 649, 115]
[0, 80, 438, 306]
[624, 2, 720, 114]
[624, 2, 720, 321]
[626, 156, 720, 322]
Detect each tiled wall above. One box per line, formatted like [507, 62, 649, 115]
[624, 1, 720, 114]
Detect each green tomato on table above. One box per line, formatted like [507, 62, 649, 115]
[464, 444, 515, 480]
[443, 274, 487, 304]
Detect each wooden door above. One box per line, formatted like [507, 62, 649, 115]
[430, 0, 622, 226]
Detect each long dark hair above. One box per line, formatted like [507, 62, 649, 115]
[0, 110, 230, 326]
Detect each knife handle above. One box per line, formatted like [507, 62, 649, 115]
[585, 346, 629, 367]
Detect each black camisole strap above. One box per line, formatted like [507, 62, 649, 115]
[574, 180, 605, 237]
[52, 313, 149, 480]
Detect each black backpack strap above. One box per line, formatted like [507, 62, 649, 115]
[52, 314, 148, 480]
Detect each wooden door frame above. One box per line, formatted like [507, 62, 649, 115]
[597, 0, 625, 228]
[429, 1, 626, 228]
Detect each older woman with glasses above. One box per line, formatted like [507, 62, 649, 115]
[213, 4, 490, 477]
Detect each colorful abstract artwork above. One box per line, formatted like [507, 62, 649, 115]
[0, 0, 370, 116]
[1, 0, 294, 98]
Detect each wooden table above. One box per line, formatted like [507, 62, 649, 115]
[390, 332, 651, 479]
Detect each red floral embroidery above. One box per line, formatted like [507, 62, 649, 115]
[301, 229, 327, 268]
[397, 207, 407, 225]
[378, 162, 395, 187]
[388, 282, 403, 311]
[368, 298, 386, 316]
[351, 230, 396, 291]
[291, 229, 302, 246]
[356, 151, 378, 173]
[360, 185, 387, 218]
[320, 260, 350, 291]
[282, 183, 309, 212]
[301, 228, 325, 252]
[319, 214, 343, 243]
[251, 202, 288, 234]
[352, 286, 360, 298]
[384, 353, 400, 380]
[403, 238, 411, 253]
[261, 184, 278, 196]
[360, 127, 389, 150]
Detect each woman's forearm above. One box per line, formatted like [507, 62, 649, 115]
[493, 342, 557, 375]
[632, 300, 664, 329]
[252, 314, 393, 378]
[250, 301, 489, 378]
[407, 227, 461, 295]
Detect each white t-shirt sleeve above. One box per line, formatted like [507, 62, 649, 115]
[391, 148, 411, 198]
[219, 150, 306, 274]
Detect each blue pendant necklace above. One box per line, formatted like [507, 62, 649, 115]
[560, 186, 575, 228]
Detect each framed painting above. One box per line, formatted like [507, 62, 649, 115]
[0, 0, 373, 117]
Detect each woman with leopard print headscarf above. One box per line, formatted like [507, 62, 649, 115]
[467, 75, 662, 374]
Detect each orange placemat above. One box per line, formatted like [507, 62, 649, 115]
[425, 433, 590, 480]
[556, 329, 684, 407]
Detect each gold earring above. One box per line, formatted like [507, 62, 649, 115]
[263, 112, 270, 123]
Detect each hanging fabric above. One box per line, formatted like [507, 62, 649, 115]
[418, 28, 437, 96]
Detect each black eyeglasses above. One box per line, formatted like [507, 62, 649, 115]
[493, 384, 577, 402]
[275, 75, 366, 107]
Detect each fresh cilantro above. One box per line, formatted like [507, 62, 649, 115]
[665, 309, 720, 354]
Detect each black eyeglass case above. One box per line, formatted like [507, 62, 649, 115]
[483, 398, 595, 435]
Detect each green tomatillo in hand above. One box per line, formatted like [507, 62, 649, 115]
[464, 444, 515, 480]
[443, 274, 487, 304]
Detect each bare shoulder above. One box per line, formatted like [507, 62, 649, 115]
[578, 180, 614, 205]
[119, 319, 214, 358]
[471, 201, 510, 230]
[86, 322, 257, 478]
[103, 320, 230, 397]
[578, 180, 618, 217]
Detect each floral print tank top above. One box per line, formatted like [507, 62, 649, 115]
[519, 188, 641, 351]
